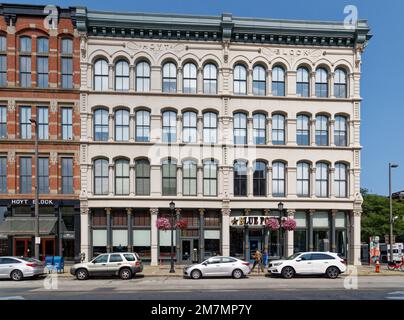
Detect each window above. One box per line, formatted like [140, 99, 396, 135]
[20, 106, 31, 139]
[233, 64, 247, 95]
[183, 160, 197, 196]
[335, 116, 347, 146]
[115, 159, 129, 195]
[253, 113, 266, 145]
[115, 109, 129, 141]
[94, 109, 109, 141]
[20, 36, 31, 52]
[183, 63, 197, 93]
[19, 157, 32, 193]
[37, 107, 48, 140]
[312, 253, 335, 260]
[162, 159, 177, 196]
[94, 159, 109, 195]
[0, 36, 6, 86]
[115, 60, 129, 91]
[233, 112, 247, 144]
[335, 163, 348, 198]
[109, 254, 123, 263]
[94, 59, 108, 91]
[182, 111, 197, 143]
[253, 161, 266, 196]
[162, 111, 177, 143]
[0, 157, 6, 193]
[272, 162, 285, 197]
[93, 254, 108, 264]
[316, 162, 329, 197]
[61, 38, 73, 89]
[0, 106, 6, 138]
[19, 48, 31, 87]
[203, 112, 217, 144]
[234, 160, 247, 196]
[62, 158, 73, 194]
[162, 62, 177, 93]
[315, 68, 328, 97]
[297, 67, 309, 97]
[135, 159, 150, 195]
[136, 61, 150, 92]
[272, 66, 285, 96]
[36, 38, 48, 88]
[135, 110, 150, 142]
[272, 114, 285, 145]
[203, 160, 217, 196]
[61, 108, 73, 140]
[253, 65, 266, 95]
[334, 69, 347, 98]
[203, 63, 217, 94]
[38, 157, 49, 194]
[315, 115, 329, 146]
[297, 162, 310, 197]
[297, 114, 310, 145]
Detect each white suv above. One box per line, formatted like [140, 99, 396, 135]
[268, 252, 346, 279]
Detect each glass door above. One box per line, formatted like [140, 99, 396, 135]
[181, 239, 192, 264]
[14, 238, 32, 257]
[249, 238, 263, 263]
[40, 238, 56, 261]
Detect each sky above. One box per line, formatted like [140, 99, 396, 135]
[5, 0, 404, 195]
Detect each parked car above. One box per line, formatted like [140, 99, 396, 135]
[183, 256, 251, 279]
[268, 252, 346, 279]
[70, 252, 143, 280]
[0, 256, 45, 281]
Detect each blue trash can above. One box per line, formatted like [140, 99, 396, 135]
[45, 256, 55, 273]
[53, 256, 64, 273]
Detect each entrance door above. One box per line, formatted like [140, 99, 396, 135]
[40, 238, 56, 261]
[14, 238, 32, 257]
[249, 238, 262, 263]
[181, 239, 199, 264]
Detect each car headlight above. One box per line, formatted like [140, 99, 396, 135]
[273, 262, 283, 267]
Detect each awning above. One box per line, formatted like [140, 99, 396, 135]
[0, 217, 58, 236]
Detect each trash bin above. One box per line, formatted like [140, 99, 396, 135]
[45, 256, 54, 273]
[53, 256, 64, 273]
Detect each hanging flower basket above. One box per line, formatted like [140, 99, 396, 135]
[282, 218, 297, 231]
[266, 218, 280, 231]
[156, 217, 171, 231]
[175, 219, 188, 230]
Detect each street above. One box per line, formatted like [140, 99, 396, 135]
[0, 276, 404, 300]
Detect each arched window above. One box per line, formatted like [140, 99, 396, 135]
[19, 36, 32, 87]
[335, 116, 348, 146]
[183, 160, 197, 196]
[334, 69, 347, 98]
[253, 65, 266, 95]
[272, 66, 285, 96]
[0, 36, 7, 86]
[115, 60, 129, 91]
[135, 110, 150, 142]
[316, 162, 329, 197]
[61, 38, 73, 88]
[136, 61, 150, 92]
[162, 110, 177, 143]
[297, 114, 310, 145]
[272, 162, 285, 197]
[253, 113, 266, 145]
[37, 37, 48, 88]
[94, 59, 109, 90]
[162, 62, 177, 93]
[272, 114, 285, 145]
[233, 64, 247, 95]
[203, 160, 217, 196]
[297, 67, 309, 97]
[315, 68, 328, 97]
[335, 163, 348, 198]
[253, 161, 266, 196]
[315, 115, 329, 146]
[94, 109, 109, 141]
[94, 159, 109, 195]
[297, 162, 310, 197]
[203, 63, 217, 94]
[115, 109, 129, 141]
[203, 112, 217, 144]
[233, 112, 247, 144]
[115, 159, 129, 195]
[135, 159, 150, 195]
[183, 63, 197, 93]
[183, 111, 197, 143]
[162, 158, 177, 196]
[234, 160, 247, 196]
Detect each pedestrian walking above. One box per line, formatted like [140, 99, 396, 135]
[251, 250, 264, 273]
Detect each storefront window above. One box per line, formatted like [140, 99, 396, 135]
[92, 229, 107, 257]
[133, 229, 151, 259]
[61, 207, 75, 232]
[133, 210, 151, 227]
[269, 230, 280, 257]
[112, 210, 127, 226]
[159, 229, 176, 259]
[230, 228, 244, 259]
[294, 230, 307, 253]
[204, 211, 220, 227]
[112, 229, 127, 252]
[336, 230, 346, 257]
[92, 209, 107, 226]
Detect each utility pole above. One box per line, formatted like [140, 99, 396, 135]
[30, 119, 40, 260]
[389, 163, 399, 262]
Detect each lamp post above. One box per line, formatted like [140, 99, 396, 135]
[30, 118, 40, 260]
[278, 202, 286, 259]
[169, 201, 176, 273]
[389, 163, 399, 262]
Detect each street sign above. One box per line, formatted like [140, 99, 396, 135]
[35, 237, 41, 244]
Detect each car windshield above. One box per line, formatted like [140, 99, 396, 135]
[286, 253, 301, 260]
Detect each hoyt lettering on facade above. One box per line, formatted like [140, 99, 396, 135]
[10, 199, 54, 205]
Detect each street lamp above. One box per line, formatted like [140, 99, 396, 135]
[389, 163, 399, 262]
[278, 202, 286, 258]
[169, 201, 176, 273]
[29, 118, 40, 260]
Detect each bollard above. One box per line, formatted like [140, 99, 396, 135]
[375, 260, 380, 273]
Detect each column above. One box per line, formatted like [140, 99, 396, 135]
[287, 166, 297, 198]
[129, 163, 135, 196]
[150, 165, 161, 197]
[266, 165, 272, 197]
[129, 65, 135, 91]
[108, 163, 114, 196]
[263, 209, 270, 258]
[177, 67, 183, 93]
[349, 169, 355, 198]
[267, 69, 272, 96]
[247, 165, 253, 198]
[129, 113, 135, 142]
[221, 208, 230, 257]
[287, 209, 295, 256]
[175, 208, 181, 262]
[197, 165, 203, 197]
[348, 120, 354, 147]
[287, 118, 297, 146]
[310, 167, 316, 198]
[108, 112, 114, 141]
[310, 119, 316, 146]
[127, 208, 133, 252]
[309, 209, 315, 251]
[150, 208, 158, 266]
[329, 167, 335, 198]
[244, 225, 249, 261]
[106, 208, 112, 253]
[247, 68, 253, 95]
[177, 164, 182, 196]
[150, 66, 161, 92]
[310, 71, 316, 97]
[329, 72, 335, 98]
[199, 209, 205, 262]
[329, 119, 335, 146]
[247, 117, 253, 145]
[349, 73, 355, 99]
[197, 67, 203, 94]
[331, 209, 337, 252]
[218, 167, 223, 197]
[197, 115, 203, 144]
[80, 207, 90, 261]
[108, 64, 114, 90]
[287, 71, 297, 96]
[177, 113, 182, 143]
[266, 117, 272, 144]
[352, 210, 362, 266]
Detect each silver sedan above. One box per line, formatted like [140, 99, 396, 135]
[0, 256, 45, 281]
[183, 256, 251, 279]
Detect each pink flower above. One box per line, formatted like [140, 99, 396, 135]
[175, 219, 188, 230]
[266, 218, 280, 231]
[282, 218, 297, 231]
[156, 217, 171, 230]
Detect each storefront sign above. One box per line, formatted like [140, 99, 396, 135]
[230, 216, 276, 227]
[10, 199, 54, 205]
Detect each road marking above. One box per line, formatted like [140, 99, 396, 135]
[0, 296, 25, 300]
[387, 291, 404, 300]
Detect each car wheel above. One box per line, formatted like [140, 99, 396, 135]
[232, 269, 243, 279]
[191, 269, 202, 279]
[10, 270, 23, 281]
[119, 268, 132, 280]
[281, 266, 295, 279]
[326, 266, 340, 279]
[76, 268, 89, 280]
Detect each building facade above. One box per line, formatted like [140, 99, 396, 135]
[0, 4, 81, 261]
[74, 9, 369, 266]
